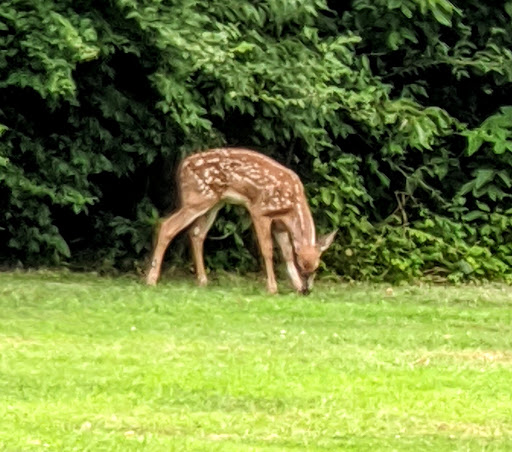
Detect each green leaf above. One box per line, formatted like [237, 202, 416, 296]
[476, 201, 490, 212]
[233, 41, 255, 54]
[387, 31, 402, 50]
[487, 185, 506, 202]
[466, 133, 484, 156]
[320, 188, 332, 206]
[431, 6, 452, 26]
[474, 169, 495, 190]
[497, 171, 512, 188]
[457, 260, 474, 274]
[400, 4, 413, 18]
[54, 236, 71, 258]
[414, 122, 430, 149]
[463, 211, 488, 222]
[506, 2, 512, 18]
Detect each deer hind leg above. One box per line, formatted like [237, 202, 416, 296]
[251, 215, 278, 294]
[188, 204, 222, 286]
[273, 229, 305, 294]
[146, 203, 216, 285]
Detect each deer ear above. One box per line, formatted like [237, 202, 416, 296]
[317, 230, 337, 253]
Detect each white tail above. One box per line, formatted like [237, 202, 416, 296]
[146, 148, 336, 294]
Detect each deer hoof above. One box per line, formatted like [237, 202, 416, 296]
[146, 273, 158, 286]
[267, 285, 278, 295]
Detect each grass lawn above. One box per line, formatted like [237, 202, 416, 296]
[1, 270, 512, 451]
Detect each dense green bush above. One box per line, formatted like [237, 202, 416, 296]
[1, 0, 511, 281]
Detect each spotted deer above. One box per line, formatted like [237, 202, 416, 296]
[146, 148, 336, 294]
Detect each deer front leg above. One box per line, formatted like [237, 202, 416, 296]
[252, 215, 278, 294]
[273, 230, 307, 294]
[188, 205, 221, 286]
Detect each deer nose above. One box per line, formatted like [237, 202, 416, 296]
[298, 274, 313, 295]
[300, 287, 311, 296]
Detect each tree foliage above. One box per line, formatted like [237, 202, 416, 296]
[1, 0, 511, 281]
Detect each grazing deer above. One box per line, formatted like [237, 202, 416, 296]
[146, 148, 336, 294]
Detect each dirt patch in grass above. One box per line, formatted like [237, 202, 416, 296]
[414, 350, 512, 367]
[436, 421, 511, 438]
[0, 336, 40, 349]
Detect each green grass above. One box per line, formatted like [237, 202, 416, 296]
[1, 270, 512, 451]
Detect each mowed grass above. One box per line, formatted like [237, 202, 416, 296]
[1, 271, 512, 451]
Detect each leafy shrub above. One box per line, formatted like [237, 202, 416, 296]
[1, 0, 512, 282]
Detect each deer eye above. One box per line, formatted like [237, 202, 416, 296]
[297, 261, 310, 275]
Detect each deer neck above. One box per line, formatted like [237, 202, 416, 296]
[285, 199, 316, 249]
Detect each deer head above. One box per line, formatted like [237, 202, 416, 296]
[294, 230, 337, 294]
